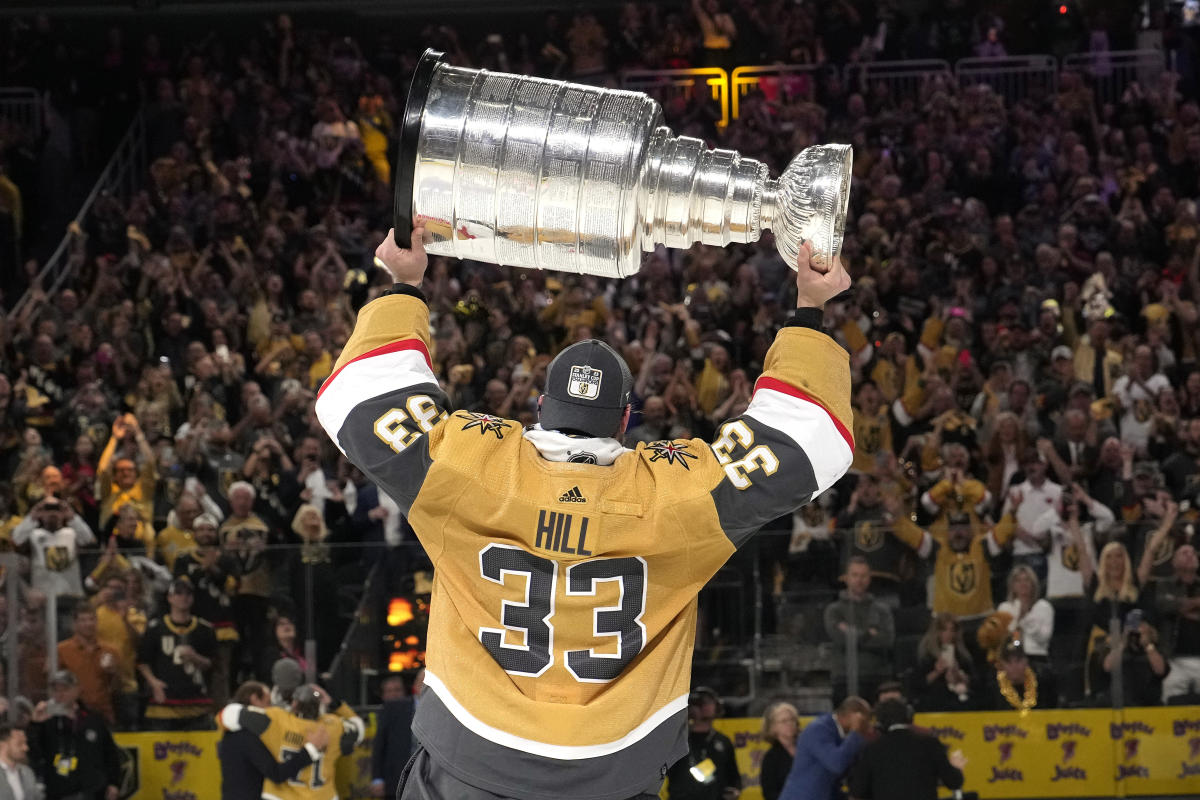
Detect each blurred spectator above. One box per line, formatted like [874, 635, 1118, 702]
[779, 696, 870, 800]
[137, 578, 216, 730]
[1048, 410, 1100, 481]
[759, 701, 799, 800]
[55, 604, 118, 724]
[219, 482, 271, 656]
[96, 414, 157, 530]
[920, 451, 991, 527]
[1080, 538, 1144, 641]
[92, 572, 144, 729]
[311, 99, 362, 176]
[1001, 449, 1061, 586]
[1033, 483, 1115, 601]
[257, 615, 307, 684]
[837, 479, 919, 605]
[824, 556, 895, 703]
[370, 671, 419, 799]
[106, 504, 155, 557]
[565, 12, 608, 78]
[691, 0, 737, 68]
[982, 642, 1056, 712]
[1133, 492, 1183, 587]
[665, 687, 740, 800]
[847, 698, 966, 800]
[154, 491, 203, 572]
[1070, 317, 1123, 400]
[974, 27, 1006, 58]
[285, 503, 344, 674]
[1112, 345, 1171, 454]
[996, 565, 1055, 666]
[11, 495, 95, 606]
[174, 514, 238, 706]
[1088, 610, 1167, 707]
[914, 613, 974, 712]
[1161, 417, 1200, 497]
[28, 669, 121, 800]
[0, 724, 38, 800]
[898, 511, 1014, 618]
[1156, 544, 1200, 703]
[851, 382, 892, 476]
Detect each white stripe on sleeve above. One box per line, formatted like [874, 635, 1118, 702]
[742, 387, 853, 497]
[315, 349, 438, 452]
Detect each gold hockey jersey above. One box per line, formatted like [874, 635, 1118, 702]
[316, 291, 853, 800]
[218, 702, 363, 800]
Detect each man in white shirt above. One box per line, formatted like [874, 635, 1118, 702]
[0, 723, 41, 800]
[1032, 483, 1114, 600]
[1001, 450, 1062, 588]
[10, 497, 96, 601]
[1111, 344, 1171, 455]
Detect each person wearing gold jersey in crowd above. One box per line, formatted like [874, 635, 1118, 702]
[96, 413, 158, 531]
[92, 571, 146, 729]
[850, 382, 892, 476]
[893, 510, 1016, 621]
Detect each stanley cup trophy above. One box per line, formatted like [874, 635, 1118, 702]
[394, 49, 851, 278]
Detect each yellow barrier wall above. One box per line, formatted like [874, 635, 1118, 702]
[111, 707, 1200, 799]
[708, 706, 1200, 800]
[110, 731, 220, 800]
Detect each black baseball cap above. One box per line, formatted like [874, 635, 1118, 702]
[539, 340, 633, 439]
[168, 577, 194, 596]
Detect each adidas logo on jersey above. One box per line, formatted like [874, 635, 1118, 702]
[558, 486, 587, 503]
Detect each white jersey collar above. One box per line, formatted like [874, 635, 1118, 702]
[523, 424, 630, 465]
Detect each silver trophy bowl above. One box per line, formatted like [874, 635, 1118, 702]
[394, 50, 851, 278]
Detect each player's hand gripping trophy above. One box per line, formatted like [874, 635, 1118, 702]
[390, 49, 851, 279]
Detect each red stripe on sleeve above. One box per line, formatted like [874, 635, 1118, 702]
[317, 339, 433, 399]
[753, 376, 854, 452]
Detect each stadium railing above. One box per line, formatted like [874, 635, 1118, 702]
[0, 87, 43, 140]
[729, 64, 822, 120]
[956, 54, 1059, 105]
[1062, 48, 1167, 105]
[843, 59, 956, 104]
[619, 67, 730, 129]
[618, 48, 1166, 126]
[10, 111, 145, 319]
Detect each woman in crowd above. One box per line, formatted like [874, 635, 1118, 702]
[996, 565, 1055, 668]
[760, 701, 801, 800]
[915, 613, 975, 712]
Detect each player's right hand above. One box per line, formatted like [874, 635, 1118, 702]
[306, 724, 331, 751]
[375, 227, 427, 287]
[795, 241, 850, 310]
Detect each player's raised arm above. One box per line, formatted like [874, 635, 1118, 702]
[314, 227, 450, 515]
[706, 242, 854, 547]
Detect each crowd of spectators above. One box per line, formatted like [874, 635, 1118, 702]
[0, 1, 1195, 749]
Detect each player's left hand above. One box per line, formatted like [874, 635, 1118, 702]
[375, 227, 427, 287]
